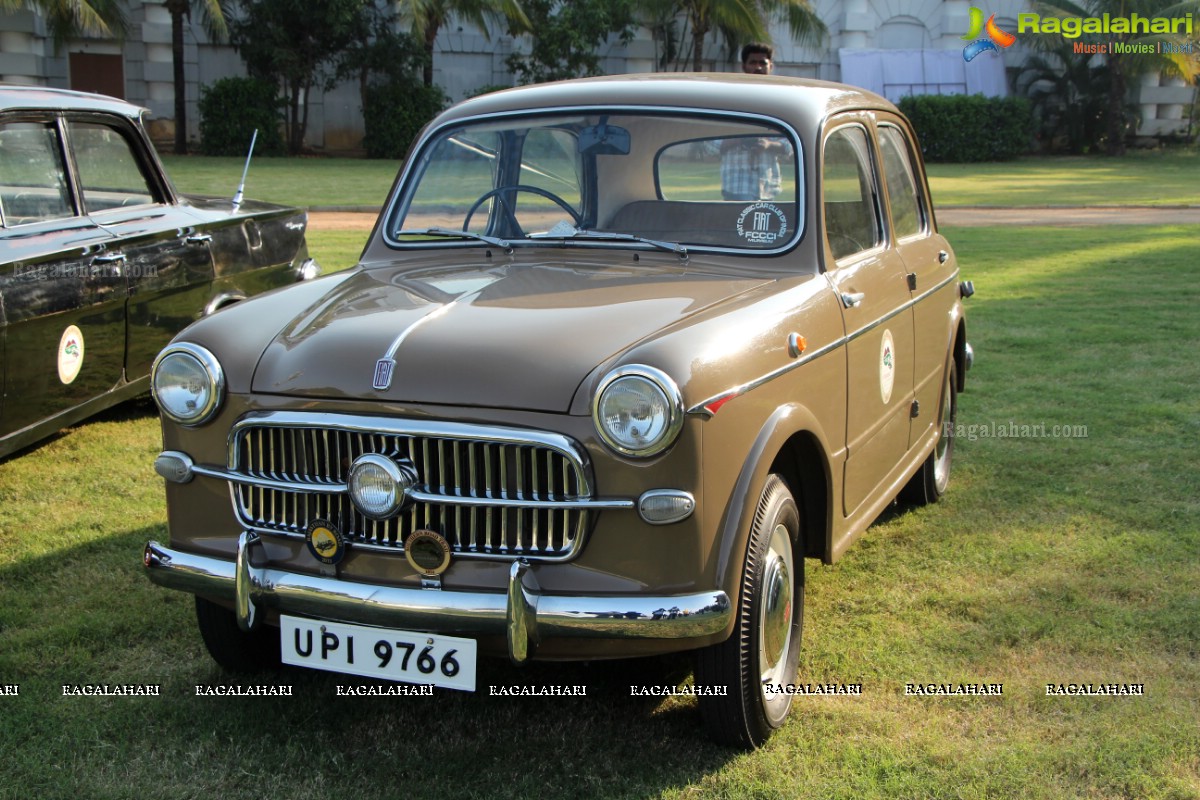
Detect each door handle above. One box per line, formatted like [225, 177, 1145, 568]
[840, 291, 865, 309]
[186, 233, 213, 245]
[92, 252, 126, 277]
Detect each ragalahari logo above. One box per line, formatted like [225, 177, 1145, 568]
[962, 7, 1017, 61]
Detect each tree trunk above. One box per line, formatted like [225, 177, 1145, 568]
[300, 79, 311, 155]
[289, 81, 302, 155]
[1106, 54, 1127, 156]
[691, 22, 707, 72]
[170, 2, 187, 154]
[422, 25, 438, 87]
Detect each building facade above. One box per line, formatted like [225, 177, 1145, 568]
[1, 0, 1193, 151]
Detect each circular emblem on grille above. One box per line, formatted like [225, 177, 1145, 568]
[405, 529, 451, 577]
[306, 519, 347, 565]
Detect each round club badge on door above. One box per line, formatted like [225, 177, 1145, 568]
[879, 329, 895, 405]
[58, 325, 85, 384]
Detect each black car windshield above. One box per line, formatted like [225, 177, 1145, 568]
[385, 111, 802, 253]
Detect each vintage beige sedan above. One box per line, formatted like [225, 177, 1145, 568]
[144, 74, 973, 748]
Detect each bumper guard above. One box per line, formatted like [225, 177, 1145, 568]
[144, 533, 731, 665]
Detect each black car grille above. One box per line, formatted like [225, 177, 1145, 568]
[228, 416, 593, 561]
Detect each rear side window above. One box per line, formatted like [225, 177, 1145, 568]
[69, 121, 156, 212]
[0, 121, 74, 225]
[823, 126, 881, 260]
[878, 125, 924, 239]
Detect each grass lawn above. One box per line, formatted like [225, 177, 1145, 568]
[161, 154, 401, 209]
[162, 148, 1200, 211]
[0, 224, 1196, 798]
[926, 149, 1200, 207]
[306, 229, 370, 274]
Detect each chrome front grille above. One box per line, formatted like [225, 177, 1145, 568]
[227, 413, 597, 561]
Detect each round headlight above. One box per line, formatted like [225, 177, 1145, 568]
[348, 454, 414, 519]
[593, 366, 683, 457]
[152, 343, 224, 426]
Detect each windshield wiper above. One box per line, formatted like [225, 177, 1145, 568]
[395, 227, 511, 248]
[528, 226, 687, 258]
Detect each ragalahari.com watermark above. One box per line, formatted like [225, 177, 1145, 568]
[14, 263, 159, 280]
[947, 421, 1088, 442]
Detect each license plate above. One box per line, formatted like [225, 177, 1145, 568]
[280, 615, 477, 692]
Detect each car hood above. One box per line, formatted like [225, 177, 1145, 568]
[250, 256, 770, 412]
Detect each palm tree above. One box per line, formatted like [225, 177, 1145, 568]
[0, 0, 126, 48]
[1, 1, 225, 154]
[676, 0, 759, 70]
[673, 0, 825, 72]
[163, 0, 228, 154]
[395, 0, 530, 87]
[1034, 1, 1200, 155]
[1016, 42, 1115, 152]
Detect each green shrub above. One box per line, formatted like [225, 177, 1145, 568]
[362, 81, 447, 159]
[898, 94, 1033, 162]
[198, 77, 286, 157]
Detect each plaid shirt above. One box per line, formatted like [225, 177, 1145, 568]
[720, 138, 788, 201]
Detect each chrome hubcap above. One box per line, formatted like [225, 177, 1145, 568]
[934, 375, 954, 492]
[758, 521, 795, 723]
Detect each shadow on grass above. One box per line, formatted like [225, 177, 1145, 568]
[0, 394, 159, 465]
[1, 523, 740, 799]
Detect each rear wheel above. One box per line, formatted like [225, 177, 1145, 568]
[696, 474, 803, 749]
[194, 596, 281, 672]
[902, 360, 957, 505]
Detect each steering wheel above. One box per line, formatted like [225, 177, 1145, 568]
[462, 184, 581, 234]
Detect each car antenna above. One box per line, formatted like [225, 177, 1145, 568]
[231, 129, 259, 212]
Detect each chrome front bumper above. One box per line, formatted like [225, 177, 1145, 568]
[144, 533, 731, 664]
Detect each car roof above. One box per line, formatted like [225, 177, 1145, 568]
[435, 73, 898, 132]
[0, 84, 144, 118]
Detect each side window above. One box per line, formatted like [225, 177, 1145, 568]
[0, 121, 74, 225]
[823, 126, 881, 261]
[514, 128, 581, 233]
[878, 125, 925, 239]
[68, 120, 156, 212]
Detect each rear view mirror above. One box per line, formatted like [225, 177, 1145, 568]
[578, 121, 630, 156]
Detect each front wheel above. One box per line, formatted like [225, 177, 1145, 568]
[695, 474, 803, 749]
[195, 596, 281, 672]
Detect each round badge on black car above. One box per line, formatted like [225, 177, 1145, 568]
[306, 519, 347, 565]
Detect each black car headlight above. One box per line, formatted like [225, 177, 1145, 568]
[592, 366, 683, 457]
[151, 343, 224, 426]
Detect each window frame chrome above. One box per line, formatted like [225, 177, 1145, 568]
[379, 105, 806, 257]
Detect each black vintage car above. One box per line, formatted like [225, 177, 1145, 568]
[0, 85, 319, 458]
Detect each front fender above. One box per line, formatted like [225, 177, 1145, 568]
[709, 402, 837, 626]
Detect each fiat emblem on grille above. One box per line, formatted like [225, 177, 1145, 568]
[405, 529, 451, 577]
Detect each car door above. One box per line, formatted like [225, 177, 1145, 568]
[875, 118, 959, 450]
[65, 116, 216, 379]
[822, 119, 916, 517]
[0, 116, 123, 439]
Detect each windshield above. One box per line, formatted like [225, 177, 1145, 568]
[385, 111, 802, 253]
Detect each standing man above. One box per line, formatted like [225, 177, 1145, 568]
[722, 43, 789, 200]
